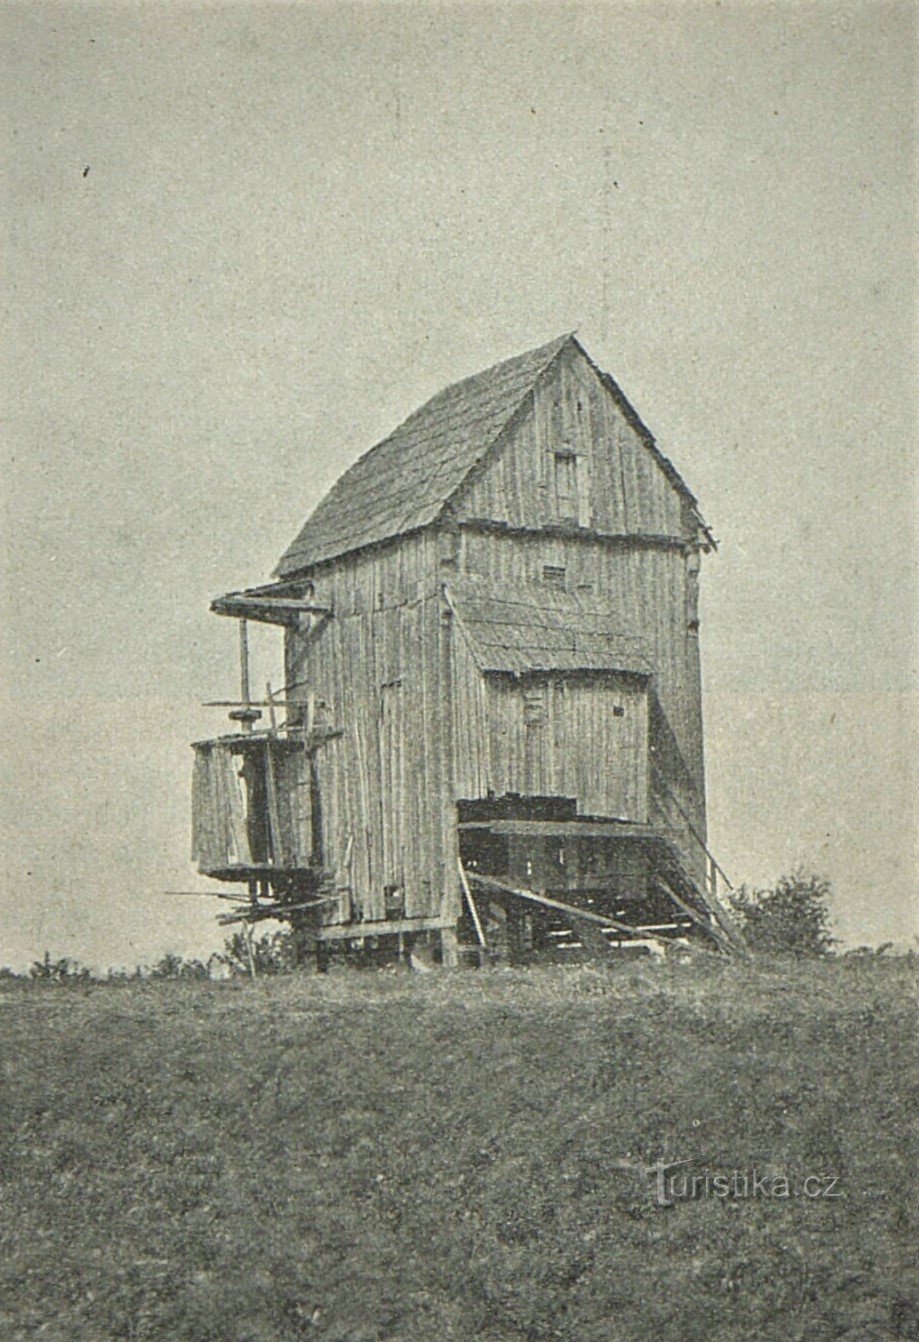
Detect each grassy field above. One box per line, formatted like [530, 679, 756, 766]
[1, 957, 916, 1342]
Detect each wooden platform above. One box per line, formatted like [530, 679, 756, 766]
[316, 916, 453, 942]
[457, 818, 660, 840]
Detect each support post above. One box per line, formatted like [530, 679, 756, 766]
[439, 926, 459, 968]
[507, 904, 527, 963]
[243, 924, 257, 980]
[239, 619, 250, 707]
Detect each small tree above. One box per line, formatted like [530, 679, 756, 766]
[729, 870, 836, 958]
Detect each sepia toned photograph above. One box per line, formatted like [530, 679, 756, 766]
[2, 2, 916, 1339]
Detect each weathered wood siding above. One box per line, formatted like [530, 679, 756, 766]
[649, 700, 708, 888]
[276, 337, 708, 926]
[451, 614, 649, 822]
[284, 533, 459, 927]
[454, 342, 686, 538]
[456, 529, 705, 832]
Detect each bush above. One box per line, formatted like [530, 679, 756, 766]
[28, 951, 92, 983]
[222, 928, 298, 976]
[149, 953, 210, 981]
[729, 870, 836, 958]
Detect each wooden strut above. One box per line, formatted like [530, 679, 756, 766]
[316, 915, 454, 943]
[467, 873, 684, 954]
[650, 875, 738, 957]
[653, 874, 749, 958]
[262, 682, 285, 866]
[650, 765, 735, 895]
[457, 857, 487, 950]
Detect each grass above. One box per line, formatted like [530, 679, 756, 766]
[1, 957, 916, 1341]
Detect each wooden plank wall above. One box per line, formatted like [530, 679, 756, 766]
[284, 533, 459, 927]
[458, 530, 705, 826]
[494, 674, 648, 821]
[449, 339, 706, 824]
[275, 747, 313, 866]
[455, 342, 685, 537]
[275, 339, 707, 926]
[451, 638, 649, 822]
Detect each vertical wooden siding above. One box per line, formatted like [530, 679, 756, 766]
[446, 338, 705, 829]
[451, 619, 649, 823]
[454, 343, 686, 538]
[458, 530, 705, 831]
[284, 533, 459, 926]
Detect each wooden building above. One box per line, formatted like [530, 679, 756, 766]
[191, 335, 743, 962]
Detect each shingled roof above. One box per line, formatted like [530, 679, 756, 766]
[276, 334, 705, 576]
[446, 576, 651, 677]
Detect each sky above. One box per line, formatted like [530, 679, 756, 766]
[2, 0, 916, 969]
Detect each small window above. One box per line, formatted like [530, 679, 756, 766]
[612, 705, 625, 718]
[542, 564, 567, 591]
[554, 451, 579, 523]
[523, 688, 547, 726]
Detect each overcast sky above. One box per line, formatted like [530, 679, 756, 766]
[2, 1, 916, 969]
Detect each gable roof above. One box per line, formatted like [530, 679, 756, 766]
[446, 576, 651, 678]
[276, 334, 707, 576]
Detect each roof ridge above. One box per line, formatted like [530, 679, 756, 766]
[404, 333, 574, 532]
[354, 332, 574, 485]
[427, 331, 574, 402]
[275, 332, 708, 577]
[275, 333, 577, 575]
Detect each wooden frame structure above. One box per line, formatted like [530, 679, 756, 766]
[190, 336, 745, 963]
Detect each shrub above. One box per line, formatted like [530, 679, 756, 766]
[222, 928, 298, 976]
[728, 870, 836, 958]
[150, 953, 210, 981]
[28, 951, 92, 983]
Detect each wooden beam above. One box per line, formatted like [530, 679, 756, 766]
[650, 876, 734, 954]
[197, 862, 327, 882]
[455, 518, 687, 552]
[192, 732, 304, 750]
[468, 872, 674, 949]
[458, 818, 659, 839]
[211, 593, 332, 625]
[263, 739, 284, 866]
[265, 681, 279, 735]
[239, 620, 251, 705]
[316, 916, 454, 942]
[458, 858, 487, 949]
[649, 763, 734, 893]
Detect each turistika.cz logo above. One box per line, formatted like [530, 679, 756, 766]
[649, 1159, 843, 1206]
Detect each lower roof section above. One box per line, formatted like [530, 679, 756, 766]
[445, 574, 651, 677]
